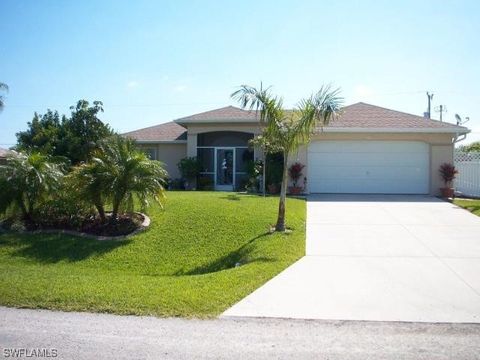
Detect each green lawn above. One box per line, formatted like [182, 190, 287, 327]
[453, 198, 480, 217]
[0, 192, 305, 317]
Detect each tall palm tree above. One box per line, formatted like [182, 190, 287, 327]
[73, 135, 168, 222]
[0, 152, 65, 222]
[232, 84, 343, 232]
[0, 82, 8, 112]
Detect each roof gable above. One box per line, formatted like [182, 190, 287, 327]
[123, 122, 187, 142]
[174, 105, 257, 124]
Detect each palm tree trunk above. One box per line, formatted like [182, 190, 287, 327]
[111, 200, 120, 222]
[275, 152, 289, 232]
[95, 202, 106, 222]
[262, 150, 266, 197]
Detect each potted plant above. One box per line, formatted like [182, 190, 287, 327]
[288, 162, 305, 195]
[439, 163, 458, 198]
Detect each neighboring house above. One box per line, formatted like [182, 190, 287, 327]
[124, 102, 469, 195]
[0, 147, 10, 164]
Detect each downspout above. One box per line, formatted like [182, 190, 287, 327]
[452, 132, 467, 144]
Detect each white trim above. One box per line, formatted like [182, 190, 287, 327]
[319, 127, 470, 134]
[175, 118, 258, 125]
[136, 140, 187, 144]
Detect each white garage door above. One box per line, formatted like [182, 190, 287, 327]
[308, 141, 429, 194]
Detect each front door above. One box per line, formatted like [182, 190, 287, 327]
[215, 148, 234, 191]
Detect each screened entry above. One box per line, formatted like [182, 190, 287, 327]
[197, 131, 254, 191]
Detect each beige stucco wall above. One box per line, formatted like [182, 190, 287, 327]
[295, 132, 455, 195]
[430, 145, 454, 194]
[138, 143, 187, 179]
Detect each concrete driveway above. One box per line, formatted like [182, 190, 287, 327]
[223, 195, 480, 322]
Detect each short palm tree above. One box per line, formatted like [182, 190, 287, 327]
[232, 84, 343, 231]
[0, 82, 8, 112]
[67, 160, 109, 222]
[75, 136, 168, 222]
[0, 152, 65, 222]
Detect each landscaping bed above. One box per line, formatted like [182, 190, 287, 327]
[0, 192, 305, 317]
[1, 213, 146, 238]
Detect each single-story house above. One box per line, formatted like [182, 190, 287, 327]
[0, 147, 10, 165]
[124, 102, 469, 195]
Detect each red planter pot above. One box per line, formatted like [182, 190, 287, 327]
[440, 187, 455, 198]
[288, 186, 303, 195]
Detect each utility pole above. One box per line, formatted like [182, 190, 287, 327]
[435, 105, 447, 122]
[426, 92, 434, 119]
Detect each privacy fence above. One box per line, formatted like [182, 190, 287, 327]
[454, 151, 480, 198]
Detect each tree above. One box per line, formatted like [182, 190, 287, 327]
[73, 136, 168, 222]
[16, 110, 63, 154]
[459, 141, 480, 153]
[0, 152, 66, 222]
[67, 159, 109, 222]
[16, 100, 113, 164]
[0, 82, 8, 112]
[232, 84, 342, 231]
[63, 100, 113, 164]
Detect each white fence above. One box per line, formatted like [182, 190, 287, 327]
[454, 151, 480, 197]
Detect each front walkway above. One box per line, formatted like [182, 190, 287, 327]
[222, 195, 480, 322]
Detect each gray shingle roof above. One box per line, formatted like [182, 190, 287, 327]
[329, 102, 468, 130]
[174, 105, 257, 123]
[123, 122, 187, 142]
[124, 103, 469, 141]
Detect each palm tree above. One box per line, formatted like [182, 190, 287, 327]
[74, 135, 168, 222]
[0, 82, 8, 112]
[0, 152, 65, 222]
[67, 160, 109, 222]
[232, 84, 343, 232]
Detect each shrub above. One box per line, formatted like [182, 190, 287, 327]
[177, 157, 202, 188]
[265, 152, 284, 188]
[288, 162, 305, 187]
[0, 152, 66, 223]
[439, 163, 458, 187]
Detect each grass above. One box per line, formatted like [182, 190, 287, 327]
[0, 192, 305, 317]
[453, 198, 480, 217]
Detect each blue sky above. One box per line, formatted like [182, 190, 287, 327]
[1, 0, 479, 147]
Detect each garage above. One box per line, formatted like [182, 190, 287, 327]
[307, 140, 430, 194]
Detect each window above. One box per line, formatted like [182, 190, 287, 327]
[143, 148, 157, 160]
[197, 148, 214, 173]
[197, 131, 253, 147]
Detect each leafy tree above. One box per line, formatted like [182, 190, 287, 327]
[459, 141, 480, 153]
[232, 84, 342, 231]
[0, 152, 66, 222]
[63, 100, 113, 164]
[72, 136, 168, 222]
[16, 110, 63, 154]
[0, 82, 8, 112]
[16, 100, 113, 164]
